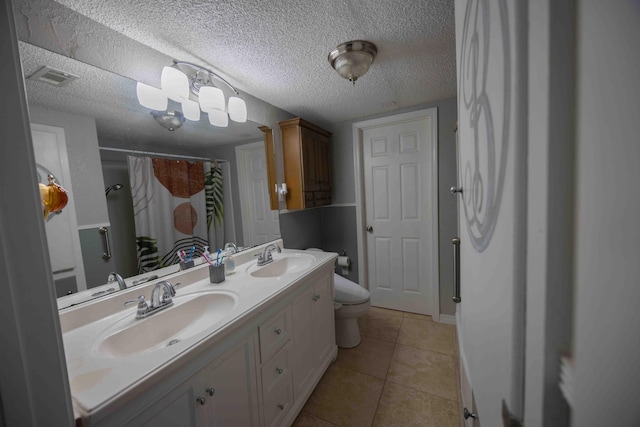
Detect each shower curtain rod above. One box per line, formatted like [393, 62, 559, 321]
[99, 147, 229, 164]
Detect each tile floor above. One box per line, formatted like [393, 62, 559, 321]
[292, 307, 463, 427]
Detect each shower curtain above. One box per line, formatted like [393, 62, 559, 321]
[127, 156, 224, 273]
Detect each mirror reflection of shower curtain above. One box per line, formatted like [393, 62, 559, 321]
[127, 156, 224, 273]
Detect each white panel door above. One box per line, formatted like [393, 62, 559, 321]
[31, 123, 87, 290]
[455, 0, 526, 425]
[362, 112, 437, 315]
[236, 141, 280, 247]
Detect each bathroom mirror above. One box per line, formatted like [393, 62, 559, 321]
[19, 40, 281, 307]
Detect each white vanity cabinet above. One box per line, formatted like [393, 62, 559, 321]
[125, 332, 259, 427]
[74, 252, 338, 427]
[291, 272, 335, 399]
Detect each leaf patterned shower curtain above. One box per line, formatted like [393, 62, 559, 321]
[127, 156, 224, 273]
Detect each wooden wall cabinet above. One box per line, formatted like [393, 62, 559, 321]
[278, 118, 332, 210]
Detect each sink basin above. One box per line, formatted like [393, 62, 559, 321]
[247, 253, 315, 278]
[94, 291, 237, 358]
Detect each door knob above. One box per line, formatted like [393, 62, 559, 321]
[450, 186, 463, 195]
[366, 225, 373, 233]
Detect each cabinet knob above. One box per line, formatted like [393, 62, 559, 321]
[196, 396, 206, 405]
[206, 387, 215, 396]
[276, 367, 283, 375]
[274, 328, 282, 335]
[277, 404, 285, 411]
[312, 294, 321, 301]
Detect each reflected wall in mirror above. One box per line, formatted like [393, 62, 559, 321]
[19, 41, 281, 306]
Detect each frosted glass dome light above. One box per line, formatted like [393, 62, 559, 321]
[328, 40, 377, 85]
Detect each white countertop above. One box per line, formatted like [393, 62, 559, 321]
[59, 242, 337, 417]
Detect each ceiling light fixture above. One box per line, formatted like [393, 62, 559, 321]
[151, 110, 186, 131]
[328, 40, 377, 85]
[136, 60, 247, 130]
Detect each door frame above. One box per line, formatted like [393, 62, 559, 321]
[352, 108, 440, 320]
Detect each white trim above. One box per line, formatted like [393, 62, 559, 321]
[438, 314, 456, 325]
[352, 108, 440, 317]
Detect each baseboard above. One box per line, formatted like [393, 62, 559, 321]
[438, 314, 456, 325]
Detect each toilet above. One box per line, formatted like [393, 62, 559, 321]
[306, 249, 371, 348]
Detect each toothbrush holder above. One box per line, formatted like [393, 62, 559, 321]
[209, 264, 225, 283]
[179, 260, 195, 270]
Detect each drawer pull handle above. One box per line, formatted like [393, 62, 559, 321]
[206, 387, 215, 396]
[196, 396, 206, 405]
[276, 367, 283, 374]
[274, 328, 282, 335]
[277, 404, 284, 411]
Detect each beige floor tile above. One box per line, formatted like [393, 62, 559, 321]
[358, 308, 403, 342]
[403, 312, 433, 321]
[292, 411, 336, 427]
[369, 306, 404, 317]
[335, 336, 396, 379]
[373, 381, 459, 427]
[397, 317, 456, 355]
[303, 364, 384, 427]
[387, 344, 458, 401]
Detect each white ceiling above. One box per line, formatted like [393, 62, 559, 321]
[15, 0, 456, 151]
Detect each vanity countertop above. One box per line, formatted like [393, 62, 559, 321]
[60, 241, 337, 417]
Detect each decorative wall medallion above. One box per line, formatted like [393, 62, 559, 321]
[458, 0, 511, 252]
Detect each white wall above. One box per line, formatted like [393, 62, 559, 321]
[572, 1, 640, 425]
[0, 0, 73, 424]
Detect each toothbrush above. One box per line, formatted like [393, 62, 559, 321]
[216, 249, 221, 266]
[188, 246, 195, 262]
[202, 252, 214, 266]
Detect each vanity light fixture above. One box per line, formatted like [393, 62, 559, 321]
[151, 110, 186, 131]
[136, 60, 248, 129]
[328, 40, 377, 85]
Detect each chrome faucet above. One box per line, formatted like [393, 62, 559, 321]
[107, 272, 127, 290]
[124, 280, 179, 319]
[256, 243, 281, 266]
[150, 280, 177, 308]
[224, 242, 239, 254]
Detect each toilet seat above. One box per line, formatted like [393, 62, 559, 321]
[334, 274, 370, 305]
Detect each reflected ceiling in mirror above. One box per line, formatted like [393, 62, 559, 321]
[19, 42, 264, 155]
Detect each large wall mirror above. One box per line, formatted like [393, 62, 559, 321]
[17, 12, 286, 307]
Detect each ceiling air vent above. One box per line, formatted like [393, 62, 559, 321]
[28, 66, 78, 87]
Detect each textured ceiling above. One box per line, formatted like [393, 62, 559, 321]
[14, 0, 456, 150]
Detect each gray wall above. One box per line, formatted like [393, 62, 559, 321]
[280, 97, 458, 315]
[101, 158, 138, 278]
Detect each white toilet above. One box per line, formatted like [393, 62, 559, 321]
[307, 249, 371, 348]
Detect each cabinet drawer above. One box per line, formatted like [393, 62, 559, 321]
[304, 191, 315, 207]
[258, 305, 292, 363]
[261, 342, 292, 396]
[263, 375, 293, 427]
[313, 191, 331, 206]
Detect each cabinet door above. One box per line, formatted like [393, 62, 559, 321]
[301, 127, 319, 192]
[315, 134, 331, 192]
[291, 286, 316, 397]
[312, 274, 335, 366]
[195, 335, 260, 427]
[130, 383, 197, 427]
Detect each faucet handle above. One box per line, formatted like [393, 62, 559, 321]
[124, 295, 149, 313]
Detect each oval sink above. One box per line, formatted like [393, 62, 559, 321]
[94, 291, 237, 358]
[247, 253, 315, 278]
